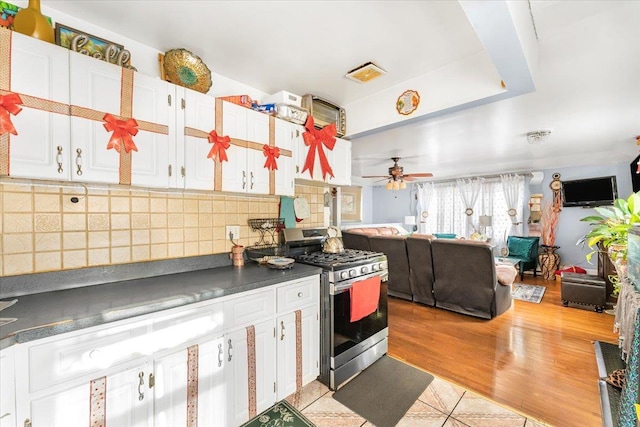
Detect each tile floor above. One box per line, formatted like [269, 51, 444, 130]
[285, 376, 550, 427]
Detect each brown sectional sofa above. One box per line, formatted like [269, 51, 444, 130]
[341, 228, 512, 319]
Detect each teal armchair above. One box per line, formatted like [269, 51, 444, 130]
[506, 236, 540, 281]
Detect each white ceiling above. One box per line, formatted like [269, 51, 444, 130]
[43, 0, 640, 184]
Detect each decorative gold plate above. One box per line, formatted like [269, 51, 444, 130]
[163, 48, 212, 94]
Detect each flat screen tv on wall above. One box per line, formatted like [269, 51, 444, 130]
[562, 176, 617, 208]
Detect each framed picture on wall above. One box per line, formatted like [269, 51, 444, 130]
[341, 186, 362, 222]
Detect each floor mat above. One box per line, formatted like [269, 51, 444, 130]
[332, 355, 434, 427]
[240, 399, 315, 427]
[512, 283, 546, 303]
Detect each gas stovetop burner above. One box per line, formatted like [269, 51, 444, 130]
[294, 249, 384, 268]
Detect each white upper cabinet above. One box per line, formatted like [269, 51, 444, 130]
[327, 137, 352, 186]
[296, 130, 352, 186]
[220, 101, 270, 195]
[273, 119, 296, 196]
[69, 51, 174, 188]
[181, 87, 219, 190]
[2, 30, 70, 180]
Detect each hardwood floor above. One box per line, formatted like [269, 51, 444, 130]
[387, 274, 618, 427]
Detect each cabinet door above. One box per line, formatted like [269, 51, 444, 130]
[25, 363, 152, 427]
[225, 319, 276, 427]
[327, 138, 352, 186]
[220, 101, 248, 193]
[182, 88, 218, 190]
[245, 110, 270, 195]
[273, 119, 295, 196]
[153, 336, 226, 427]
[0, 348, 15, 427]
[276, 306, 319, 400]
[69, 52, 173, 188]
[4, 31, 70, 180]
[224, 328, 250, 427]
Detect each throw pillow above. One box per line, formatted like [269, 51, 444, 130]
[605, 368, 626, 389]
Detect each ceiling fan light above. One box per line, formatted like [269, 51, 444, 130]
[386, 181, 393, 190]
[400, 180, 407, 189]
[392, 180, 400, 191]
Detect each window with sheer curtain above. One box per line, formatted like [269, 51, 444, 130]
[420, 177, 524, 246]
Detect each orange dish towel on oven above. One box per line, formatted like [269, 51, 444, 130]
[349, 276, 381, 322]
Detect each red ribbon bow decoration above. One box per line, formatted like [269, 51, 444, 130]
[263, 145, 280, 171]
[0, 93, 23, 136]
[301, 116, 337, 180]
[207, 130, 231, 162]
[103, 114, 139, 153]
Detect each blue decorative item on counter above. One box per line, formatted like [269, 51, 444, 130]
[251, 102, 277, 114]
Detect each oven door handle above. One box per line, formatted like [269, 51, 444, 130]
[330, 271, 388, 295]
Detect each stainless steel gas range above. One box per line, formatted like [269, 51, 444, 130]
[282, 228, 389, 390]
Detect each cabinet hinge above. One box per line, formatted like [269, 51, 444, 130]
[273, 327, 276, 338]
[24, 419, 32, 427]
[168, 94, 172, 106]
[168, 164, 172, 177]
[296, 165, 299, 173]
[149, 373, 155, 388]
[274, 382, 277, 393]
[181, 98, 186, 110]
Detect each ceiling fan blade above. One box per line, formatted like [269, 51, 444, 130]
[405, 173, 433, 178]
[403, 176, 417, 181]
[362, 175, 390, 178]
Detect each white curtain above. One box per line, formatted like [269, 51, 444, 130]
[416, 183, 434, 234]
[456, 178, 484, 237]
[500, 174, 525, 236]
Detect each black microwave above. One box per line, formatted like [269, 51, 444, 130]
[301, 95, 346, 137]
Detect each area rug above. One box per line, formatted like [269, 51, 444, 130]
[240, 399, 314, 427]
[512, 283, 546, 304]
[332, 355, 434, 427]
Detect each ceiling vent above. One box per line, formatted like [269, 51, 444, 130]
[345, 62, 386, 83]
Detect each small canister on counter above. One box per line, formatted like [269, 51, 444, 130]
[232, 245, 245, 267]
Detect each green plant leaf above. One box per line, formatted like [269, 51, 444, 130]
[580, 215, 605, 222]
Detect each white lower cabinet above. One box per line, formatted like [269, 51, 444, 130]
[153, 334, 226, 427]
[225, 319, 277, 427]
[0, 347, 15, 427]
[22, 363, 152, 427]
[7, 274, 320, 427]
[276, 306, 319, 400]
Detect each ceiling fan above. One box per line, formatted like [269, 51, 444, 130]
[362, 157, 433, 186]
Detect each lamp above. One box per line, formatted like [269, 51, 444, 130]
[386, 178, 406, 190]
[479, 215, 492, 238]
[526, 130, 551, 144]
[404, 215, 416, 232]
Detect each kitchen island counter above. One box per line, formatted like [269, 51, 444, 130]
[0, 262, 321, 350]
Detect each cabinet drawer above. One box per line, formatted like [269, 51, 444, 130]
[152, 301, 223, 351]
[224, 290, 275, 327]
[277, 277, 319, 312]
[27, 319, 150, 393]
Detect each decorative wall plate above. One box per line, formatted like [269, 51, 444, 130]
[396, 90, 420, 115]
[163, 48, 212, 94]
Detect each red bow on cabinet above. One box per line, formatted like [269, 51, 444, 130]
[103, 114, 139, 153]
[207, 130, 231, 162]
[263, 145, 280, 171]
[302, 116, 336, 180]
[0, 92, 23, 135]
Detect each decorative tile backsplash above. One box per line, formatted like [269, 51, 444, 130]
[0, 179, 328, 277]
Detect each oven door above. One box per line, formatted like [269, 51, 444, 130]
[330, 271, 388, 369]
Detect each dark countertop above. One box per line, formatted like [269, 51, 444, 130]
[0, 263, 322, 350]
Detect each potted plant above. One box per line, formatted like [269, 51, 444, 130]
[579, 192, 640, 298]
[580, 191, 640, 263]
